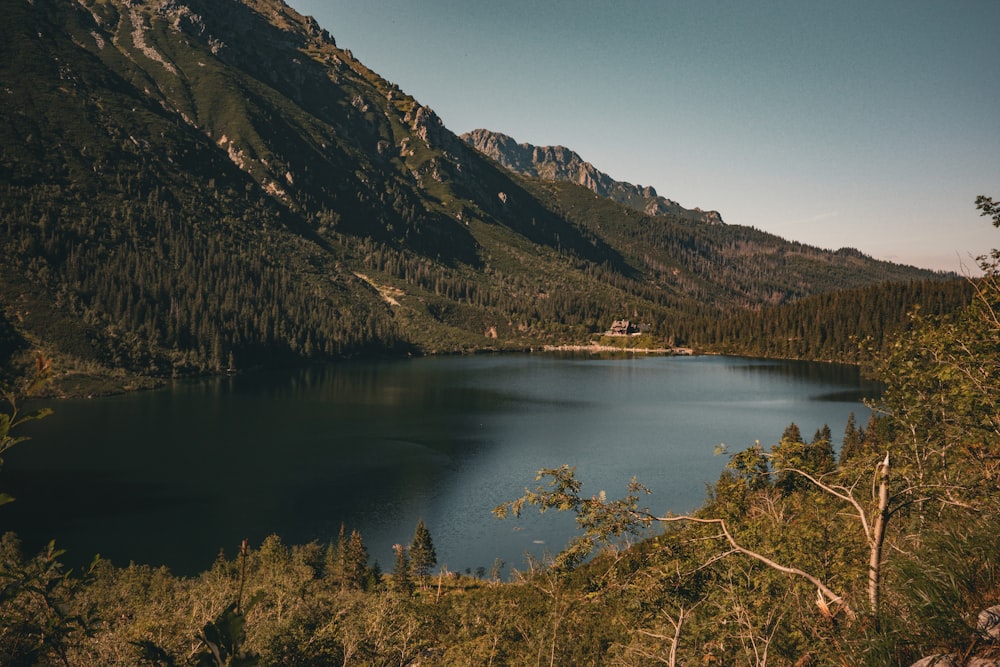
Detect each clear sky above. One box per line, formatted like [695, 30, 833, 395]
[287, 1, 1000, 273]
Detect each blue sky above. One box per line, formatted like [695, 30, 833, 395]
[287, 1, 1000, 273]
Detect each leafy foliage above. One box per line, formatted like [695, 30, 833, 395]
[494, 464, 655, 571]
[0, 534, 92, 667]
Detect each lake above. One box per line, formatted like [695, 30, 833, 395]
[3, 354, 878, 576]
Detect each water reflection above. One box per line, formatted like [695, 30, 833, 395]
[4, 355, 874, 576]
[730, 357, 882, 393]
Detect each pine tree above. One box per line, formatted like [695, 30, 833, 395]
[840, 412, 864, 465]
[780, 422, 803, 444]
[344, 529, 369, 590]
[325, 524, 369, 590]
[391, 544, 413, 596]
[325, 523, 346, 587]
[806, 424, 836, 475]
[812, 424, 833, 446]
[772, 422, 811, 493]
[365, 560, 383, 591]
[409, 518, 437, 580]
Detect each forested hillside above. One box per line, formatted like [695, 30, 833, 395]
[1, 201, 997, 666]
[0, 0, 957, 395]
[702, 278, 976, 362]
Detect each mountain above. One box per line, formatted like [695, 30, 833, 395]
[461, 128, 723, 224]
[0, 0, 954, 393]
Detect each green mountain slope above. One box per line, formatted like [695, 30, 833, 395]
[0, 0, 954, 393]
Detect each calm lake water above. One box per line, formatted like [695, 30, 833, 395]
[4, 354, 877, 576]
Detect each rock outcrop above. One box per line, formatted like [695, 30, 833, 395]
[908, 605, 1000, 667]
[461, 128, 723, 224]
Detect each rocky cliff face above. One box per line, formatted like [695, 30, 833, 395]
[461, 129, 723, 224]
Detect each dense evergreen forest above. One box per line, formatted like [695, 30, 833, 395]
[0, 201, 997, 665]
[0, 0, 960, 397]
[701, 278, 976, 363]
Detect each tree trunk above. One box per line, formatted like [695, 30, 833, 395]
[868, 453, 891, 615]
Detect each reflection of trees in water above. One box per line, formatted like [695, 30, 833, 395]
[730, 358, 881, 401]
[6, 356, 870, 578]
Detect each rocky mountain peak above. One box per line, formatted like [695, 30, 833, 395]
[461, 129, 724, 224]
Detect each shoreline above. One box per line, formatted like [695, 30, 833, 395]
[35, 344, 701, 399]
[541, 344, 694, 355]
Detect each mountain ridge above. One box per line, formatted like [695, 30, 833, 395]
[461, 128, 724, 224]
[0, 0, 955, 394]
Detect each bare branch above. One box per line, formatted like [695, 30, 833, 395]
[643, 512, 857, 621]
[777, 466, 872, 542]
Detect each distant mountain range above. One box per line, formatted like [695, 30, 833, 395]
[0, 0, 953, 393]
[461, 129, 723, 224]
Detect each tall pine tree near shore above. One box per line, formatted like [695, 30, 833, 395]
[409, 519, 437, 580]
